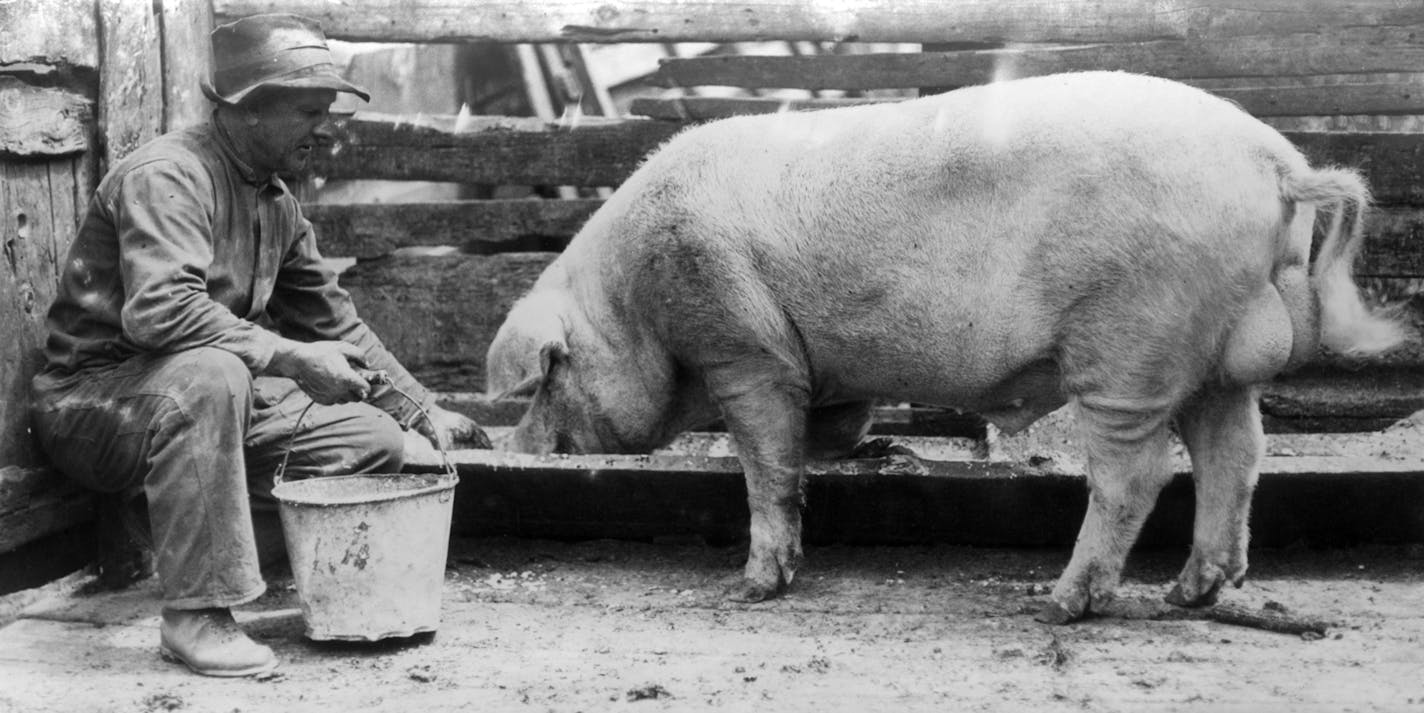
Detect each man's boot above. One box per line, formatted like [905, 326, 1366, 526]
[159, 608, 278, 677]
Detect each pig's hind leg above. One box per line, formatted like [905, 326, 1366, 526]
[1037, 392, 1177, 624]
[1167, 384, 1262, 607]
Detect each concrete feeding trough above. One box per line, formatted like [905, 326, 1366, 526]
[406, 407, 1424, 551]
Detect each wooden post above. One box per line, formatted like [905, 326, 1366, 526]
[98, 0, 164, 170]
[160, 0, 216, 132]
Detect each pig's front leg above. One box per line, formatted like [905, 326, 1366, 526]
[705, 364, 811, 603]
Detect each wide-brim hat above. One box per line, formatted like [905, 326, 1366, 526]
[201, 13, 370, 106]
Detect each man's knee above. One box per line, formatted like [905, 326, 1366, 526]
[157, 348, 254, 422]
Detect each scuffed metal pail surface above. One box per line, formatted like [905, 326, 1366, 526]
[272, 472, 459, 641]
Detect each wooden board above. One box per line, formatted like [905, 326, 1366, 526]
[631, 77, 1424, 119]
[323, 114, 1424, 204]
[318, 113, 683, 186]
[0, 158, 82, 468]
[304, 197, 1424, 278]
[0, 82, 93, 158]
[216, 0, 1424, 45]
[218, 0, 1190, 44]
[0, 492, 95, 554]
[650, 33, 1424, 91]
[159, 0, 214, 133]
[97, 0, 162, 169]
[340, 252, 556, 390]
[305, 198, 602, 259]
[0, 0, 98, 69]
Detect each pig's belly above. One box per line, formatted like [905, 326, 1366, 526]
[806, 323, 1061, 412]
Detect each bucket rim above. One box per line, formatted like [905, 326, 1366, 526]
[271, 472, 459, 508]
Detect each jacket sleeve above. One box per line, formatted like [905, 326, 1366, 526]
[267, 214, 437, 427]
[114, 161, 282, 371]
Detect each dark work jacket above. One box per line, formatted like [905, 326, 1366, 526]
[39, 119, 433, 422]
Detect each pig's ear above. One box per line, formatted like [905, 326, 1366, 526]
[538, 339, 569, 378]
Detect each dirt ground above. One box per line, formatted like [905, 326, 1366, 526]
[2, 536, 1422, 713]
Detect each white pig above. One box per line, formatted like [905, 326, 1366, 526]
[485, 71, 1405, 622]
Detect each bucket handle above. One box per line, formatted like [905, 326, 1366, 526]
[274, 370, 456, 485]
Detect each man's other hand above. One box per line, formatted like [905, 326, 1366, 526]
[415, 405, 493, 451]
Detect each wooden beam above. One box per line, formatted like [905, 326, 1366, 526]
[1293, 131, 1424, 206]
[633, 78, 1424, 119]
[651, 30, 1424, 91]
[0, 82, 93, 157]
[301, 198, 1424, 278]
[160, 0, 215, 132]
[321, 113, 1424, 205]
[98, 0, 164, 169]
[217, 0, 1190, 44]
[305, 199, 601, 259]
[341, 252, 557, 389]
[0, 0, 99, 70]
[0, 493, 95, 554]
[317, 113, 682, 186]
[215, 0, 1424, 45]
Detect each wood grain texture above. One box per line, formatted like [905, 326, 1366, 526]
[160, 0, 215, 133]
[305, 198, 602, 258]
[0, 0, 99, 69]
[216, 0, 1424, 45]
[317, 113, 682, 186]
[98, 0, 163, 169]
[0, 83, 93, 157]
[650, 30, 1424, 90]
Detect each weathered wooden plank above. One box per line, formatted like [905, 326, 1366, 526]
[325, 115, 1424, 204]
[1291, 132, 1424, 206]
[0, 493, 95, 554]
[1, 159, 70, 467]
[97, 0, 163, 169]
[305, 198, 602, 258]
[0, 467, 81, 517]
[341, 252, 556, 388]
[632, 77, 1424, 119]
[160, 0, 215, 132]
[1362, 207, 1424, 277]
[216, 0, 1424, 45]
[303, 199, 1424, 277]
[0, 0, 99, 69]
[319, 113, 682, 186]
[651, 31, 1424, 91]
[0, 83, 93, 158]
[219, 0, 1190, 44]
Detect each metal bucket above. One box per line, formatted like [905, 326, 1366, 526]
[270, 380, 459, 641]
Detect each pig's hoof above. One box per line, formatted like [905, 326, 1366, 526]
[1167, 561, 1232, 608]
[726, 578, 782, 603]
[1033, 600, 1082, 625]
[1165, 579, 1221, 608]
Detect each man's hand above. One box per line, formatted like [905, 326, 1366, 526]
[268, 339, 371, 404]
[415, 405, 493, 450]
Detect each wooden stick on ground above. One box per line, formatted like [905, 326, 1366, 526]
[1100, 597, 1335, 637]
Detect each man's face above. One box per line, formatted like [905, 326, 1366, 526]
[242, 88, 339, 177]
